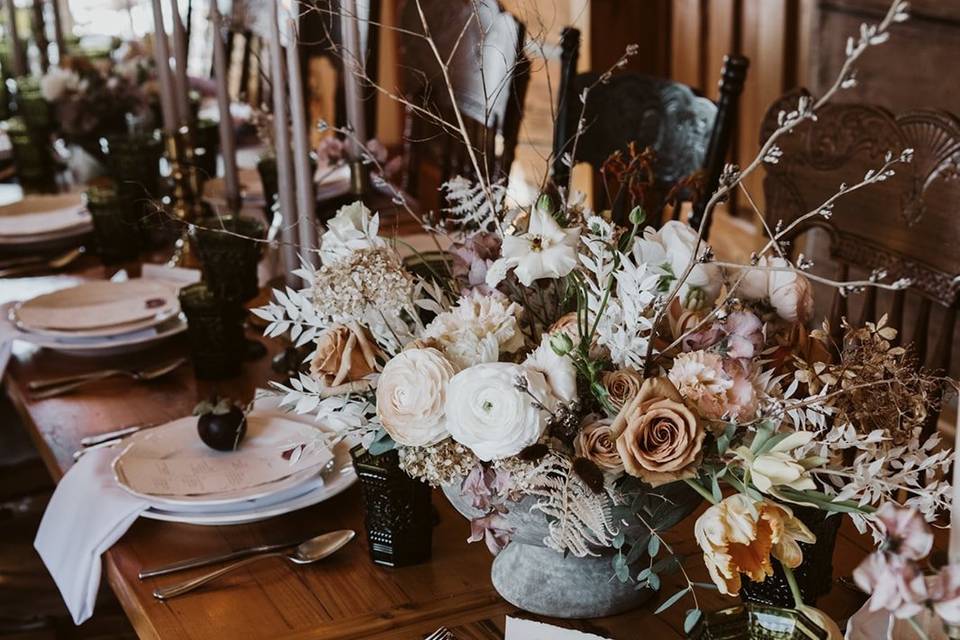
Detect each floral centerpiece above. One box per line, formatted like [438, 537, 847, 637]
[255, 0, 953, 632]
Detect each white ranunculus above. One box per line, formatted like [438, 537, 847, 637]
[631, 220, 721, 309]
[767, 257, 814, 324]
[523, 333, 578, 403]
[319, 201, 387, 265]
[445, 362, 554, 460]
[40, 66, 81, 102]
[486, 206, 580, 287]
[375, 348, 454, 446]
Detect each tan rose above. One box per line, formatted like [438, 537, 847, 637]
[310, 324, 378, 386]
[575, 417, 624, 475]
[610, 376, 704, 487]
[601, 368, 643, 411]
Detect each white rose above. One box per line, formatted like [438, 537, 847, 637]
[445, 362, 554, 460]
[523, 333, 578, 403]
[319, 201, 387, 265]
[376, 348, 454, 446]
[767, 257, 814, 323]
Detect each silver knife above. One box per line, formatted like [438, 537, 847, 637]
[138, 540, 304, 579]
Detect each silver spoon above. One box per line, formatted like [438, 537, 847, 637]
[31, 357, 187, 399]
[152, 530, 355, 600]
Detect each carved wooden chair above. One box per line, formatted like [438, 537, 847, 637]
[551, 27, 748, 229]
[397, 0, 530, 209]
[761, 91, 960, 432]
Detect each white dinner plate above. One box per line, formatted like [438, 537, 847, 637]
[140, 439, 356, 526]
[0, 192, 92, 239]
[113, 414, 333, 508]
[0, 301, 187, 357]
[14, 280, 179, 333]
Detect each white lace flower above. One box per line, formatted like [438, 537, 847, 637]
[424, 290, 524, 369]
[486, 206, 580, 287]
[319, 201, 387, 265]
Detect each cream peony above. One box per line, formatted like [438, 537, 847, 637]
[695, 494, 817, 596]
[486, 206, 580, 287]
[632, 220, 721, 309]
[376, 348, 455, 446]
[319, 201, 387, 265]
[424, 290, 523, 369]
[523, 333, 578, 403]
[445, 362, 554, 461]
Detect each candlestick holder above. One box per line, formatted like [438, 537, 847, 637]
[348, 158, 369, 196]
[163, 127, 208, 267]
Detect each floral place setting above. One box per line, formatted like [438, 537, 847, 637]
[4, 0, 960, 638]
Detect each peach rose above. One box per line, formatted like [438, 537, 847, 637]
[575, 417, 624, 475]
[610, 377, 704, 487]
[601, 368, 643, 411]
[310, 324, 378, 386]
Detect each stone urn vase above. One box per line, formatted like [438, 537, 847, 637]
[442, 480, 701, 618]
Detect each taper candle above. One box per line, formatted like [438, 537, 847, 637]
[210, 0, 239, 210]
[5, 0, 25, 77]
[149, 0, 178, 133]
[285, 14, 318, 262]
[268, 0, 299, 277]
[168, 0, 191, 126]
[950, 408, 960, 564]
[339, 0, 367, 160]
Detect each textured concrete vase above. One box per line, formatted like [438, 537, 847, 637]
[443, 481, 701, 618]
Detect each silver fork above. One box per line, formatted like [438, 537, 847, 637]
[31, 357, 187, 399]
[424, 627, 454, 640]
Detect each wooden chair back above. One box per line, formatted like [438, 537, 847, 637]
[761, 92, 960, 431]
[551, 27, 747, 228]
[397, 0, 530, 208]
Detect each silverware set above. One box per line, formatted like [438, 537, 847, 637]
[72, 423, 156, 460]
[0, 246, 85, 278]
[147, 530, 356, 600]
[30, 357, 187, 399]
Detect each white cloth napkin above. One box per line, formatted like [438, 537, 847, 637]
[505, 617, 611, 640]
[34, 447, 149, 625]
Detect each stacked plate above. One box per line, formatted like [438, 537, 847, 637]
[0, 192, 93, 252]
[2, 279, 186, 356]
[112, 412, 356, 525]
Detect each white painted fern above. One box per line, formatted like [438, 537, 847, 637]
[518, 454, 618, 557]
[441, 176, 506, 233]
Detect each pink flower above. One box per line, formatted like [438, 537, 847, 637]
[853, 552, 928, 619]
[724, 311, 764, 360]
[874, 503, 934, 561]
[468, 513, 513, 555]
[724, 360, 759, 421]
[931, 565, 960, 625]
[451, 233, 502, 293]
[460, 464, 513, 511]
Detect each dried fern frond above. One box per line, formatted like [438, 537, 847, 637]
[513, 453, 618, 557]
[441, 176, 506, 233]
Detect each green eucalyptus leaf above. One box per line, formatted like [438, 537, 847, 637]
[654, 587, 690, 614]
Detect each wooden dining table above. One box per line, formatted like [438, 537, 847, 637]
[0, 269, 903, 640]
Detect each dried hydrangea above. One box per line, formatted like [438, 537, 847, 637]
[311, 247, 413, 326]
[398, 439, 479, 487]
